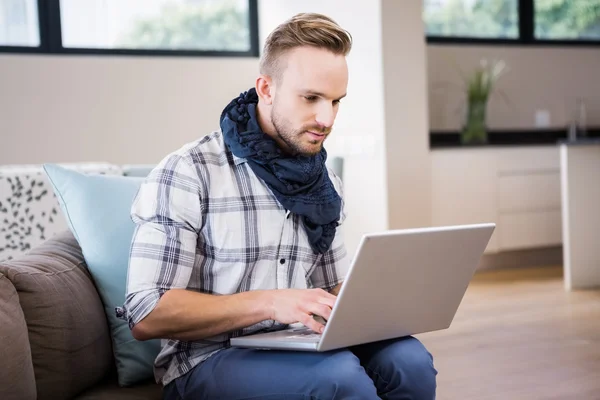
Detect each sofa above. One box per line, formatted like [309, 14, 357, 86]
[0, 158, 345, 399]
[0, 163, 161, 399]
[0, 229, 163, 399]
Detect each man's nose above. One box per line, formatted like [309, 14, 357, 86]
[315, 103, 335, 129]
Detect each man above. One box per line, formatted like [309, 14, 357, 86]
[122, 12, 437, 399]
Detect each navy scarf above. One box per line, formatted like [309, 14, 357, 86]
[220, 88, 341, 254]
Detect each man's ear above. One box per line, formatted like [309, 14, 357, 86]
[256, 74, 274, 105]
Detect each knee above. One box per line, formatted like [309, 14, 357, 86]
[393, 337, 437, 375]
[377, 337, 437, 397]
[313, 351, 378, 399]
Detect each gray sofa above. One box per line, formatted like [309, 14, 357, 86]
[0, 230, 162, 400]
[0, 157, 345, 399]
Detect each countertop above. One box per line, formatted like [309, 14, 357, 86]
[558, 138, 600, 146]
[430, 127, 600, 149]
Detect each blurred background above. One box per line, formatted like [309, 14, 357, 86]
[1, 1, 599, 398]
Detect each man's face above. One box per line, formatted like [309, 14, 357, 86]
[270, 46, 348, 157]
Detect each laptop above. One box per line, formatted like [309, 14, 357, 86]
[230, 223, 495, 352]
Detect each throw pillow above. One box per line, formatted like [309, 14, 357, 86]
[43, 163, 160, 387]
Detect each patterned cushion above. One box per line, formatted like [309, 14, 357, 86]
[0, 164, 122, 261]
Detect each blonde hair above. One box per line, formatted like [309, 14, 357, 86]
[260, 13, 352, 82]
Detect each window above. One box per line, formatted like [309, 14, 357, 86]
[424, 0, 519, 39]
[424, 0, 600, 45]
[0, 0, 259, 56]
[535, 0, 600, 40]
[0, 0, 40, 47]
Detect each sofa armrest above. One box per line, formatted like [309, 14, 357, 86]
[0, 231, 114, 400]
[0, 273, 37, 400]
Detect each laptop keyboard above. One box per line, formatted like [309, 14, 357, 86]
[286, 327, 322, 339]
[287, 333, 322, 339]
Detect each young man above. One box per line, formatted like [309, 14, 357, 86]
[122, 13, 437, 399]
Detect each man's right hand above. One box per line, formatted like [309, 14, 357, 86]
[131, 287, 338, 342]
[267, 288, 337, 333]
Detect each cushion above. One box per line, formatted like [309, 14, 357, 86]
[0, 231, 113, 400]
[43, 164, 161, 387]
[0, 273, 36, 400]
[0, 163, 123, 262]
[121, 164, 154, 178]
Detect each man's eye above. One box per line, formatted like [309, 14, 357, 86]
[304, 96, 317, 102]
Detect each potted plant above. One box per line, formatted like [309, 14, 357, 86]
[461, 59, 509, 145]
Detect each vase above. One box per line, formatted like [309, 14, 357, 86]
[461, 98, 488, 145]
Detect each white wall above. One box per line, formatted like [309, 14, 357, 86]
[382, 0, 432, 229]
[0, 55, 258, 165]
[258, 0, 389, 255]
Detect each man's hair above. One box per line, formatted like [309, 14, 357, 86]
[259, 13, 352, 82]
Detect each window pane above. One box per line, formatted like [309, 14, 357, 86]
[60, 0, 251, 51]
[0, 0, 40, 46]
[535, 0, 600, 40]
[424, 0, 519, 39]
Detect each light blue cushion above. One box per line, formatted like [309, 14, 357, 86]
[43, 164, 160, 387]
[121, 164, 155, 178]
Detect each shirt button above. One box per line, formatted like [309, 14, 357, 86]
[279, 258, 286, 265]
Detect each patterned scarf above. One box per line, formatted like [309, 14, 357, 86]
[220, 88, 341, 254]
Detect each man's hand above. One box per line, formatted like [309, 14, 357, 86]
[267, 288, 337, 333]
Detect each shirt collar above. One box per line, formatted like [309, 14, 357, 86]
[232, 153, 247, 166]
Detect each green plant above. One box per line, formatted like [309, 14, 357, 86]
[461, 59, 509, 144]
[465, 59, 508, 104]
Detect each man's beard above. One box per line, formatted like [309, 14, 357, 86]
[270, 107, 330, 157]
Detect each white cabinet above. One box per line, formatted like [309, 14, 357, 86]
[431, 150, 499, 252]
[431, 146, 562, 253]
[496, 147, 559, 173]
[497, 210, 562, 249]
[560, 144, 600, 290]
[497, 173, 561, 213]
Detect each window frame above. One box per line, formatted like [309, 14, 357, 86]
[426, 0, 600, 47]
[0, 0, 260, 57]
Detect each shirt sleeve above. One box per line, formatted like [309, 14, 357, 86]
[119, 154, 203, 329]
[308, 169, 351, 291]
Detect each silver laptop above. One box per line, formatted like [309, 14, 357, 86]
[230, 223, 495, 352]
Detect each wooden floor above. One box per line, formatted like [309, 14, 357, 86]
[416, 266, 600, 400]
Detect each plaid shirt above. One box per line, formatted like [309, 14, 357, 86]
[120, 131, 350, 386]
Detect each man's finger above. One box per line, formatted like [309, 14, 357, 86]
[316, 295, 335, 309]
[317, 289, 338, 301]
[308, 303, 332, 321]
[300, 313, 325, 333]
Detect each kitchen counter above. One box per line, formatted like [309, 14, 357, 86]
[558, 138, 600, 146]
[559, 143, 600, 290]
[430, 127, 600, 149]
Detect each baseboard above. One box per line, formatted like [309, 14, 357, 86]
[478, 246, 563, 270]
